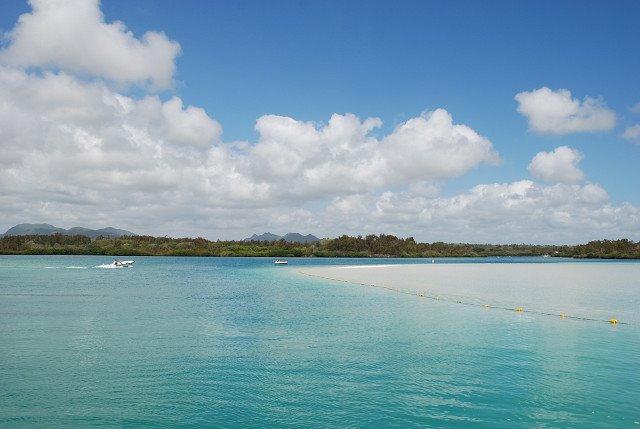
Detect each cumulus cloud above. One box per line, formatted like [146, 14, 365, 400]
[248, 113, 387, 195]
[622, 124, 640, 144]
[0, 0, 180, 89]
[0, 60, 501, 237]
[0, 64, 637, 243]
[0, 1, 638, 244]
[515, 87, 616, 135]
[364, 181, 636, 244]
[246, 109, 499, 199]
[0, 66, 224, 225]
[528, 146, 585, 184]
[381, 109, 501, 179]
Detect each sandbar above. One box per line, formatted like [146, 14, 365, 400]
[300, 263, 543, 299]
[299, 262, 639, 323]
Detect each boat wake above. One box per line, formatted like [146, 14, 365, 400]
[45, 266, 88, 269]
[95, 260, 135, 269]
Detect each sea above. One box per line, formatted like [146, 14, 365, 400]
[1, 255, 638, 428]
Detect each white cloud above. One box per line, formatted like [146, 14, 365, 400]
[0, 62, 502, 238]
[326, 195, 371, 221]
[0, 1, 638, 244]
[0, 65, 635, 243]
[515, 87, 616, 135]
[247, 113, 387, 195]
[409, 181, 440, 197]
[246, 109, 499, 199]
[0, 61, 637, 244]
[578, 183, 609, 205]
[130, 96, 222, 150]
[381, 109, 501, 180]
[365, 181, 635, 244]
[0, 66, 224, 222]
[528, 146, 585, 184]
[622, 124, 640, 144]
[0, 0, 180, 89]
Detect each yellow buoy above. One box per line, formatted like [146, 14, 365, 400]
[516, 307, 524, 312]
[483, 304, 490, 308]
[609, 319, 618, 324]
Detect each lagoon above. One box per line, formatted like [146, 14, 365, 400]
[1, 256, 638, 427]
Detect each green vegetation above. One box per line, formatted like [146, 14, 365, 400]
[571, 239, 640, 259]
[1, 233, 638, 259]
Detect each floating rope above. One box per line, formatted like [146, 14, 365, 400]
[299, 268, 626, 325]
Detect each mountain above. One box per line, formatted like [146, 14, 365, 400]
[243, 232, 320, 243]
[243, 232, 283, 242]
[282, 233, 320, 243]
[66, 226, 135, 239]
[1, 223, 136, 239]
[2, 223, 65, 236]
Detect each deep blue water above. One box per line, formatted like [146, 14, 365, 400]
[1, 256, 638, 428]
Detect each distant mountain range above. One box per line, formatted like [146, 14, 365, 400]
[1, 223, 136, 239]
[1, 224, 320, 243]
[243, 232, 320, 243]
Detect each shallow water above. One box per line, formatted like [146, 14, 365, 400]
[301, 262, 640, 325]
[1, 256, 638, 427]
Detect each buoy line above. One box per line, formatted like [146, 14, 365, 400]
[298, 268, 626, 325]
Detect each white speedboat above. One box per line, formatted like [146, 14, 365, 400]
[274, 260, 288, 265]
[113, 260, 134, 268]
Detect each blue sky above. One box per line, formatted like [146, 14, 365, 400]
[0, 0, 639, 243]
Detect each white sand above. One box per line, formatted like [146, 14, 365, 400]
[299, 262, 640, 323]
[300, 263, 537, 299]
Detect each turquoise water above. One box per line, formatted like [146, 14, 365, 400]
[1, 256, 638, 428]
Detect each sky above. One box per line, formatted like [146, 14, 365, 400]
[0, 0, 639, 243]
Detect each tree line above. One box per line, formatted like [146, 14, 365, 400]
[0, 233, 638, 259]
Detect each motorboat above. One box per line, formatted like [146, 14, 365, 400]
[274, 260, 288, 265]
[113, 260, 134, 268]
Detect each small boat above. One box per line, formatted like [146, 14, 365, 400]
[113, 260, 134, 268]
[274, 260, 288, 265]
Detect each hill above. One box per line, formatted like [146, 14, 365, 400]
[282, 233, 321, 243]
[3, 223, 66, 236]
[2, 223, 135, 239]
[243, 232, 320, 243]
[243, 232, 282, 242]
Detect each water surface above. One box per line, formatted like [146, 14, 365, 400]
[1, 256, 638, 427]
